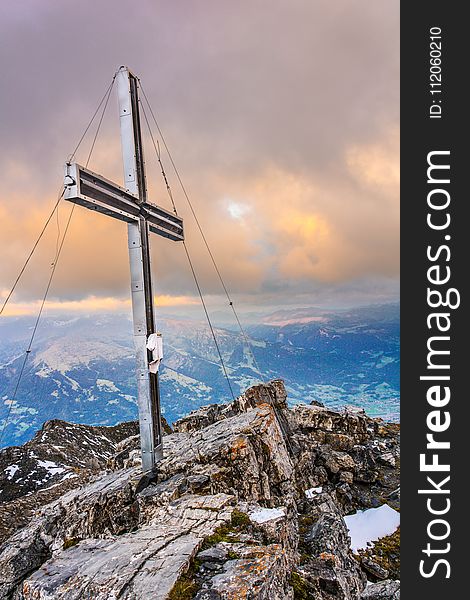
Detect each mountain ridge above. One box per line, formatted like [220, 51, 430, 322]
[0, 380, 400, 599]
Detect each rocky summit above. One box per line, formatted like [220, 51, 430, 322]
[0, 381, 400, 599]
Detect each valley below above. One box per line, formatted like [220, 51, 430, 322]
[0, 303, 399, 448]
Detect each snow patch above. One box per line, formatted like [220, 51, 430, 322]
[5, 464, 19, 480]
[35, 366, 54, 378]
[305, 487, 322, 499]
[37, 460, 66, 476]
[97, 379, 119, 392]
[249, 507, 285, 524]
[160, 369, 211, 392]
[345, 504, 400, 553]
[64, 375, 81, 391]
[121, 394, 136, 403]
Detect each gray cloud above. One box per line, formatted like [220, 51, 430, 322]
[0, 0, 399, 310]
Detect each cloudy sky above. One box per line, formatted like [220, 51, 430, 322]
[0, 1, 399, 318]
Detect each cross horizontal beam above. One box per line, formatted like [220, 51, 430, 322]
[64, 162, 184, 242]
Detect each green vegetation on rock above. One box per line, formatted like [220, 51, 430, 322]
[357, 526, 400, 580]
[168, 559, 202, 600]
[62, 538, 79, 550]
[202, 510, 251, 549]
[290, 571, 309, 600]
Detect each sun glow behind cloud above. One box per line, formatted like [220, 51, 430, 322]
[226, 201, 251, 221]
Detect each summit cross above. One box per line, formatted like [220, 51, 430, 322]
[64, 66, 184, 472]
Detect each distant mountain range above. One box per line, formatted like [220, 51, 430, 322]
[0, 303, 399, 447]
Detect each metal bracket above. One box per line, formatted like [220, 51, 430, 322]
[147, 333, 163, 374]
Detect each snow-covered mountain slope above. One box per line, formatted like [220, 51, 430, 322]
[0, 304, 399, 448]
[0, 419, 139, 542]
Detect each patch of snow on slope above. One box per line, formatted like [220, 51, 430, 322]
[33, 339, 132, 374]
[305, 487, 322, 498]
[5, 465, 19, 480]
[35, 365, 54, 378]
[96, 379, 119, 392]
[37, 460, 66, 477]
[250, 507, 285, 523]
[345, 504, 400, 553]
[120, 394, 136, 403]
[160, 369, 212, 393]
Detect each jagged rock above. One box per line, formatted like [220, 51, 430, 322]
[378, 452, 396, 468]
[0, 420, 139, 503]
[361, 580, 400, 599]
[386, 487, 400, 505]
[161, 416, 174, 435]
[292, 404, 369, 448]
[0, 386, 295, 598]
[106, 434, 140, 469]
[173, 404, 225, 434]
[339, 471, 354, 485]
[0, 380, 400, 599]
[361, 558, 389, 580]
[356, 526, 400, 583]
[243, 501, 297, 555]
[299, 512, 366, 599]
[197, 545, 229, 562]
[0, 466, 144, 598]
[343, 406, 366, 417]
[321, 448, 356, 474]
[296, 560, 364, 600]
[173, 379, 288, 434]
[0, 420, 140, 544]
[150, 405, 294, 509]
[306, 513, 350, 556]
[22, 494, 234, 599]
[196, 544, 294, 600]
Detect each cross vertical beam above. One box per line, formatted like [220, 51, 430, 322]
[64, 68, 183, 472]
[117, 66, 162, 470]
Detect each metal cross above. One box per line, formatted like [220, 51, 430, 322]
[64, 66, 184, 472]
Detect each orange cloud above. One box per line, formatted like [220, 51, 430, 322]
[0, 127, 398, 307]
[346, 127, 399, 192]
[0, 293, 199, 317]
